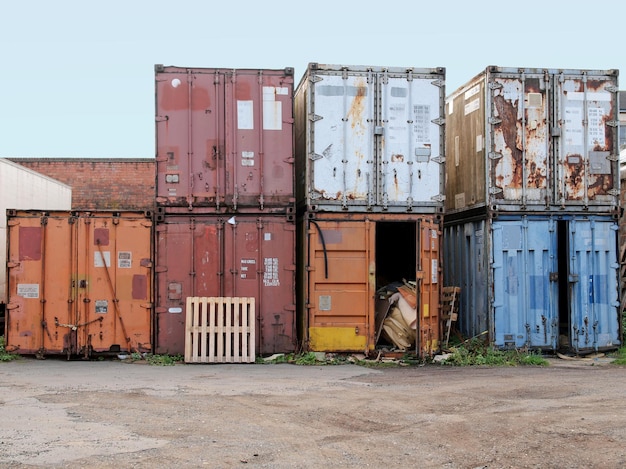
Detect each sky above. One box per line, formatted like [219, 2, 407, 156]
[1, 0, 623, 159]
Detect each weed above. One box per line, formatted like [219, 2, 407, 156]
[442, 338, 549, 366]
[144, 353, 183, 366]
[0, 337, 18, 362]
[610, 346, 626, 365]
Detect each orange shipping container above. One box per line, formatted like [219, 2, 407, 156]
[5, 211, 153, 358]
[298, 212, 441, 357]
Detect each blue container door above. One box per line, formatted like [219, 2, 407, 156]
[492, 218, 558, 349]
[568, 218, 620, 352]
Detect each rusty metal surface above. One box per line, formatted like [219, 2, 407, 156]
[300, 212, 441, 357]
[155, 65, 295, 210]
[5, 211, 153, 357]
[154, 213, 296, 356]
[445, 66, 619, 215]
[295, 63, 446, 213]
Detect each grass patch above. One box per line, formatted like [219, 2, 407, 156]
[609, 346, 626, 365]
[0, 337, 19, 362]
[441, 338, 549, 367]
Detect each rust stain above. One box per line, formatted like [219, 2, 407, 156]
[391, 154, 405, 162]
[565, 154, 584, 200]
[494, 95, 523, 191]
[347, 79, 367, 132]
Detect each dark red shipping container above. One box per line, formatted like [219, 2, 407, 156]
[154, 212, 296, 355]
[155, 65, 295, 211]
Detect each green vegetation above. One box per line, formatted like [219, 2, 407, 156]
[441, 338, 549, 366]
[609, 346, 626, 365]
[0, 337, 19, 362]
[145, 353, 183, 366]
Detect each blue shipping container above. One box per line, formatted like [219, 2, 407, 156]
[444, 215, 620, 353]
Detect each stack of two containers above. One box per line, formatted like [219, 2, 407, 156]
[294, 64, 447, 357]
[153, 65, 298, 360]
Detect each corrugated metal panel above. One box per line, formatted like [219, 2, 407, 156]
[445, 66, 620, 215]
[444, 214, 620, 352]
[5, 211, 153, 357]
[295, 63, 446, 213]
[0, 159, 72, 304]
[154, 213, 296, 355]
[155, 65, 295, 211]
[300, 212, 441, 357]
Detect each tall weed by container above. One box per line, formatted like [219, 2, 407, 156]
[0, 337, 18, 361]
[443, 338, 548, 366]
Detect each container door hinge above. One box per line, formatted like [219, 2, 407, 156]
[608, 189, 620, 197]
[309, 113, 323, 122]
[489, 81, 503, 90]
[7, 261, 20, 268]
[606, 120, 619, 127]
[310, 74, 323, 84]
[605, 85, 619, 93]
[155, 115, 169, 122]
[309, 152, 323, 161]
[431, 117, 445, 126]
[489, 117, 502, 125]
[431, 155, 445, 164]
[431, 194, 446, 202]
[155, 266, 168, 273]
[489, 187, 503, 195]
[489, 151, 503, 160]
[607, 154, 619, 162]
[431, 78, 445, 88]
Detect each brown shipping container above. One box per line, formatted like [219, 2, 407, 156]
[298, 212, 441, 357]
[446, 66, 620, 217]
[155, 65, 295, 211]
[155, 212, 296, 355]
[5, 211, 153, 358]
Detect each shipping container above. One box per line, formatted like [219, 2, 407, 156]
[154, 212, 296, 356]
[295, 63, 446, 213]
[443, 214, 621, 353]
[0, 159, 72, 307]
[297, 212, 441, 357]
[5, 210, 153, 358]
[445, 66, 620, 217]
[155, 65, 295, 211]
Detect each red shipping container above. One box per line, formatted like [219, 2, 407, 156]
[155, 65, 295, 211]
[155, 212, 296, 355]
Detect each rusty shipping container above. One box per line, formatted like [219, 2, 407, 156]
[155, 65, 295, 211]
[294, 63, 446, 213]
[5, 211, 153, 358]
[445, 66, 620, 217]
[155, 211, 296, 355]
[298, 212, 441, 357]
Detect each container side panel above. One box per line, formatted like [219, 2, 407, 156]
[569, 218, 620, 352]
[380, 76, 443, 207]
[85, 216, 153, 354]
[223, 218, 296, 354]
[224, 71, 295, 208]
[443, 220, 489, 339]
[491, 76, 549, 205]
[559, 77, 618, 205]
[156, 70, 221, 206]
[307, 220, 373, 351]
[309, 73, 375, 206]
[418, 219, 441, 355]
[444, 79, 487, 213]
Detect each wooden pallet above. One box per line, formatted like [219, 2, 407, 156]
[441, 287, 460, 347]
[185, 297, 256, 363]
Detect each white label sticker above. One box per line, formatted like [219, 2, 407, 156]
[464, 98, 480, 115]
[17, 284, 39, 298]
[237, 100, 254, 130]
[263, 257, 280, 287]
[587, 107, 606, 147]
[564, 107, 583, 146]
[118, 251, 132, 268]
[94, 251, 111, 268]
[431, 259, 438, 283]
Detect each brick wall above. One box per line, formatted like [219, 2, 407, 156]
[9, 158, 155, 211]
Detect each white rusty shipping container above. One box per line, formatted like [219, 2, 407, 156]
[445, 66, 620, 216]
[0, 159, 72, 306]
[295, 63, 446, 213]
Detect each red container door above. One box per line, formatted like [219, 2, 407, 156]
[155, 215, 296, 355]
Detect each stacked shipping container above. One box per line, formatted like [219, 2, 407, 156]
[295, 64, 446, 357]
[154, 65, 297, 356]
[444, 66, 621, 353]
